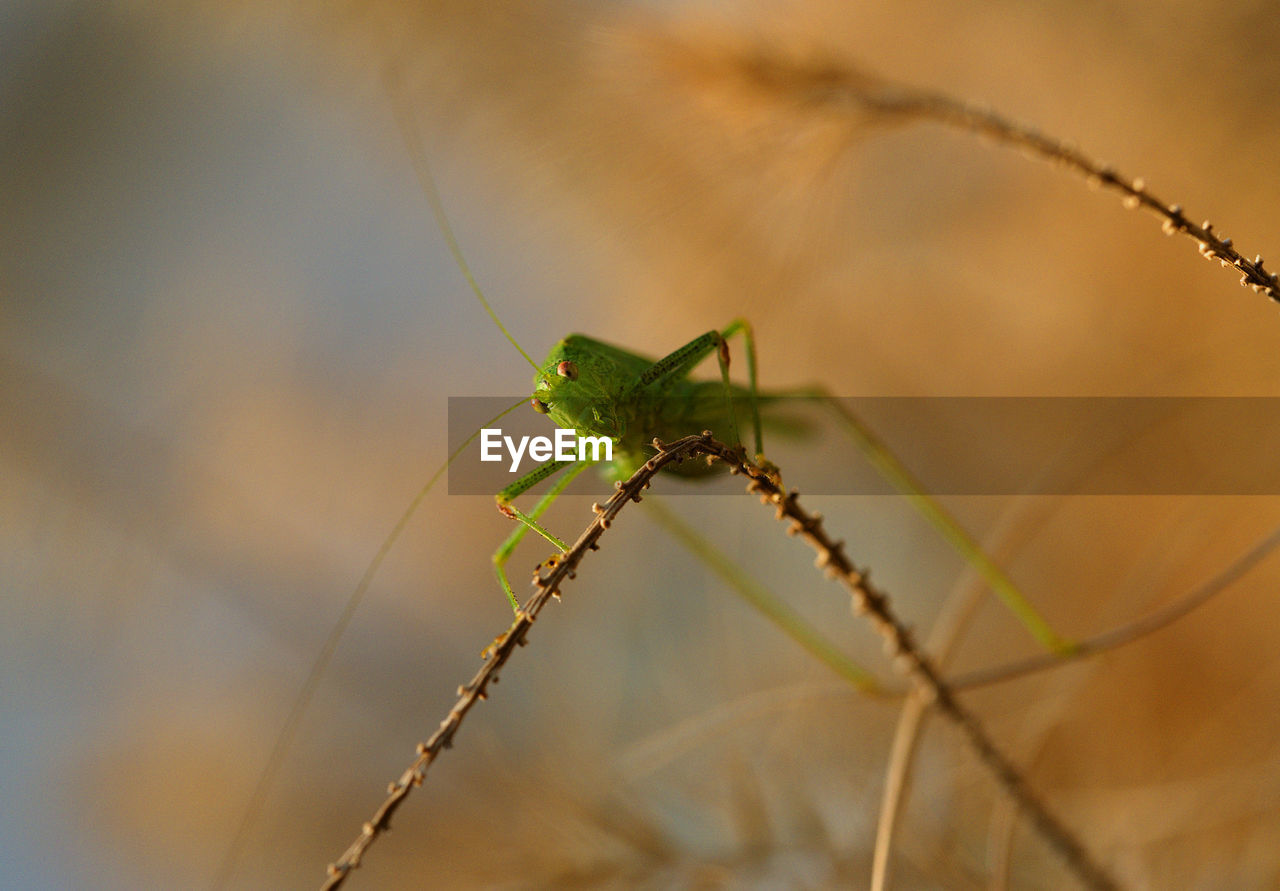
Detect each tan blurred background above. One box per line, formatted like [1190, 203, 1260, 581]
[5, 1, 1280, 887]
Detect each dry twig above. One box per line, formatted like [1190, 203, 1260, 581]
[878, 86, 1280, 303]
[669, 43, 1279, 304]
[321, 434, 724, 888]
[697, 435, 1118, 890]
[322, 433, 1116, 890]
[951, 521, 1280, 691]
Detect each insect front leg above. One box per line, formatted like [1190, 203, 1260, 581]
[493, 458, 590, 613]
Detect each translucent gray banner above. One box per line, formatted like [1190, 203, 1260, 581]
[447, 396, 1280, 496]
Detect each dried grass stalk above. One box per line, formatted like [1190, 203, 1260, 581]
[322, 434, 1115, 890]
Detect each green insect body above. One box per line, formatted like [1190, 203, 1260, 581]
[490, 320, 768, 611]
[530, 333, 751, 479]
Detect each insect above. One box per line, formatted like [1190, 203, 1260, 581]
[489, 321, 764, 609]
[480, 311, 1072, 656]
[484, 318, 1080, 659]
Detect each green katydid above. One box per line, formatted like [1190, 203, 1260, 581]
[489, 320, 763, 608]
[488, 324, 1075, 658]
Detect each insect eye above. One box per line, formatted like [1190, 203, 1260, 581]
[531, 397, 550, 414]
[556, 360, 578, 381]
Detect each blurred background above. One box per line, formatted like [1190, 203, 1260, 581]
[5, 1, 1280, 887]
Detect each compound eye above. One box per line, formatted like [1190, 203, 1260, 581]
[531, 397, 550, 414]
[556, 360, 578, 381]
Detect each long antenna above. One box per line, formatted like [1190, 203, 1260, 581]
[386, 70, 542, 373]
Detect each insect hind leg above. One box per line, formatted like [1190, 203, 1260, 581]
[628, 319, 765, 461]
[718, 318, 763, 460]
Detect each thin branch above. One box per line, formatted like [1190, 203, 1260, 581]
[872, 488, 1060, 889]
[321, 434, 1118, 889]
[951, 521, 1280, 691]
[869, 84, 1280, 303]
[671, 43, 1279, 305]
[319, 435, 716, 889]
[871, 514, 1011, 890]
[688, 435, 1118, 890]
[871, 687, 932, 891]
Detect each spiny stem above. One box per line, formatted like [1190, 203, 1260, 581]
[816, 393, 1073, 655]
[675, 44, 1278, 306]
[693, 435, 1117, 891]
[320, 434, 1115, 890]
[877, 86, 1279, 303]
[319, 435, 713, 889]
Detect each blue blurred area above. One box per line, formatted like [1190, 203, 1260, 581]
[1, 5, 484, 886]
